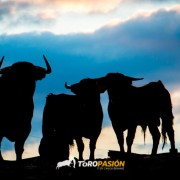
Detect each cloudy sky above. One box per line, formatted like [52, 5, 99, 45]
[1, 0, 180, 160]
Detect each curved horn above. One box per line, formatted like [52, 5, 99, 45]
[0, 56, 4, 68]
[125, 75, 144, 81]
[43, 54, 52, 74]
[0, 56, 12, 74]
[65, 82, 71, 89]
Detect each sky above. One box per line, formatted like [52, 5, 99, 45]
[0, 0, 180, 160]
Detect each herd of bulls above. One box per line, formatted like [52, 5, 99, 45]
[0, 55, 177, 165]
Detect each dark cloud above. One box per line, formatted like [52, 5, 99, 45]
[0, 1, 55, 31]
[0, 1, 13, 20]
[0, 1, 30, 18]
[1, 8, 180, 85]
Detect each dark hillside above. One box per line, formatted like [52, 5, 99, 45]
[0, 151, 179, 179]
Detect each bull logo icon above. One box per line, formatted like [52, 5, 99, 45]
[56, 156, 76, 169]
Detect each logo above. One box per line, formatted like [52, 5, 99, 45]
[56, 157, 125, 171]
[56, 156, 76, 169]
[78, 160, 125, 170]
[97, 160, 125, 170]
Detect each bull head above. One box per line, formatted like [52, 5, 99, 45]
[95, 73, 144, 91]
[0, 55, 51, 75]
[108, 73, 144, 82]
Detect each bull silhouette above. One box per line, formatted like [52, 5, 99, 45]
[96, 73, 177, 155]
[0, 55, 52, 162]
[39, 78, 105, 163]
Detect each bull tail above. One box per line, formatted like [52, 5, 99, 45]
[161, 126, 167, 150]
[158, 80, 174, 149]
[161, 112, 174, 149]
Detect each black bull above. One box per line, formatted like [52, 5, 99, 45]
[96, 73, 177, 155]
[39, 78, 105, 163]
[0, 55, 51, 162]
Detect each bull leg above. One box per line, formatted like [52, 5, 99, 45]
[0, 136, 3, 161]
[112, 124, 125, 153]
[148, 125, 160, 155]
[89, 138, 98, 160]
[117, 132, 125, 153]
[166, 125, 177, 153]
[15, 126, 31, 162]
[126, 126, 137, 154]
[75, 137, 84, 160]
[15, 140, 25, 162]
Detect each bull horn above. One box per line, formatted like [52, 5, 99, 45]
[0, 56, 4, 68]
[43, 54, 52, 74]
[126, 76, 144, 81]
[65, 82, 71, 89]
[0, 56, 11, 74]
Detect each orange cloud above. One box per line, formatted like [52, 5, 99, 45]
[57, 0, 122, 13]
[166, 4, 180, 12]
[13, 0, 123, 13]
